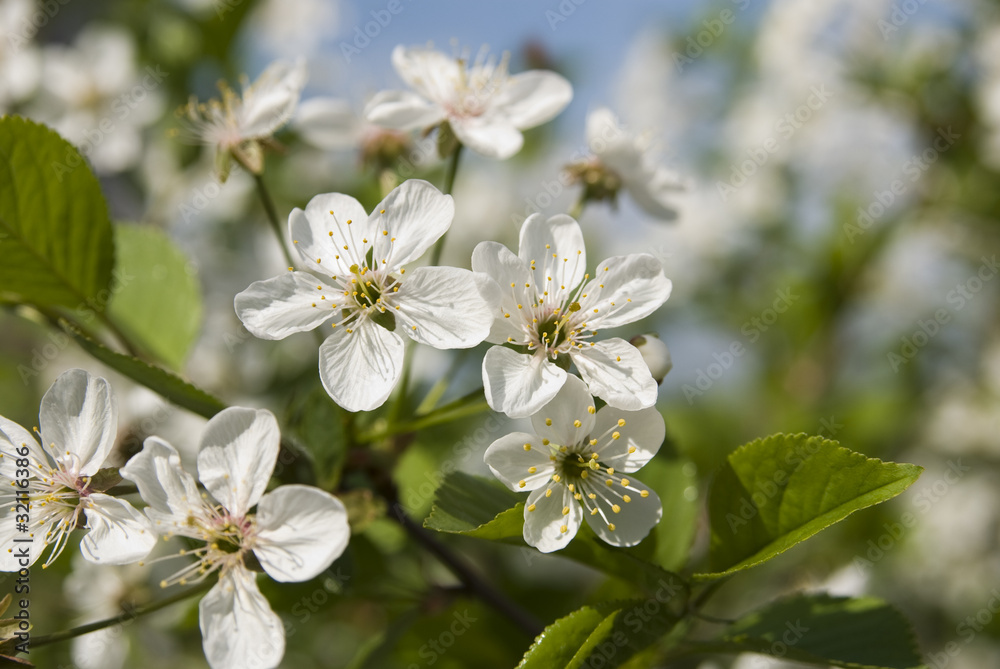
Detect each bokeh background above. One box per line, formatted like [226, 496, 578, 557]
[1, 0, 998, 667]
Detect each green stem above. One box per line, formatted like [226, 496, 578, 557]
[32, 581, 213, 649]
[429, 145, 463, 268]
[358, 390, 489, 443]
[568, 191, 587, 220]
[253, 173, 296, 269]
[35, 306, 140, 359]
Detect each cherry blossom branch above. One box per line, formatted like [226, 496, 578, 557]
[32, 581, 214, 649]
[390, 505, 543, 638]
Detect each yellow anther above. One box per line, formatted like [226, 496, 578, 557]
[545, 418, 552, 426]
[561, 506, 570, 516]
[621, 478, 630, 487]
[628, 446, 637, 454]
[573, 420, 582, 428]
[618, 419, 626, 427]
[607, 523, 616, 531]
[640, 490, 649, 498]
[612, 504, 621, 513]
[612, 432, 621, 440]
[588, 406, 596, 414]
[518, 480, 526, 488]
[528, 466, 537, 474]
[545, 489, 552, 498]
[528, 504, 536, 512]
[560, 524, 568, 533]
[623, 495, 632, 503]
[523, 443, 532, 451]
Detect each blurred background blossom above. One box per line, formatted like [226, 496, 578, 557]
[1, 0, 999, 666]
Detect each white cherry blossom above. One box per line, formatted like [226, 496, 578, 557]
[568, 107, 686, 221]
[485, 376, 664, 553]
[365, 44, 573, 159]
[235, 179, 500, 412]
[473, 213, 672, 418]
[0, 369, 156, 570]
[120, 407, 350, 669]
[176, 58, 306, 180]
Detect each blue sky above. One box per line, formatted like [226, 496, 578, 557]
[299, 0, 697, 128]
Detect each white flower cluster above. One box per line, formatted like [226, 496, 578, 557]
[232, 47, 675, 555]
[0, 370, 349, 669]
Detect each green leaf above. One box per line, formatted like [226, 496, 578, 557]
[106, 225, 202, 369]
[284, 385, 350, 489]
[425, 472, 688, 597]
[423, 471, 522, 535]
[519, 601, 679, 669]
[624, 458, 698, 572]
[59, 319, 226, 419]
[694, 594, 924, 669]
[699, 434, 922, 579]
[0, 117, 114, 309]
[518, 604, 612, 669]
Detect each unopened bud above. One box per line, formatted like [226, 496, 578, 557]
[630, 334, 672, 384]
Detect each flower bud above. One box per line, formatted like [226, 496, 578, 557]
[630, 334, 672, 384]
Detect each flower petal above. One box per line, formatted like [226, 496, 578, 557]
[238, 58, 307, 139]
[394, 266, 498, 349]
[372, 179, 454, 268]
[391, 45, 461, 105]
[364, 89, 446, 131]
[482, 346, 566, 419]
[578, 254, 671, 330]
[294, 97, 360, 150]
[120, 436, 202, 523]
[200, 568, 285, 669]
[80, 493, 157, 565]
[484, 433, 555, 492]
[518, 214, 587, 302]
[621, 164, 684, 221]
[581, 476, 661, 547]
[39, 369, 117, 476]
[530, 375, 596, 447]
[494, 70, 573, 129]
[573, 338, 658, 411]
[197, 408, 281, 517]
[289, 191, 370, 274]
[591, 406, 664, 473]
[523, 483, 581, 553]
[254, 485, 350, 582]
[471, 241, 535, 345]
[319, 319, 404, 412]
[450, 117, 523, 159]
[586, 107, 622, 149]
[235, 272, 339, 340]
[0, 416, 46, 479]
